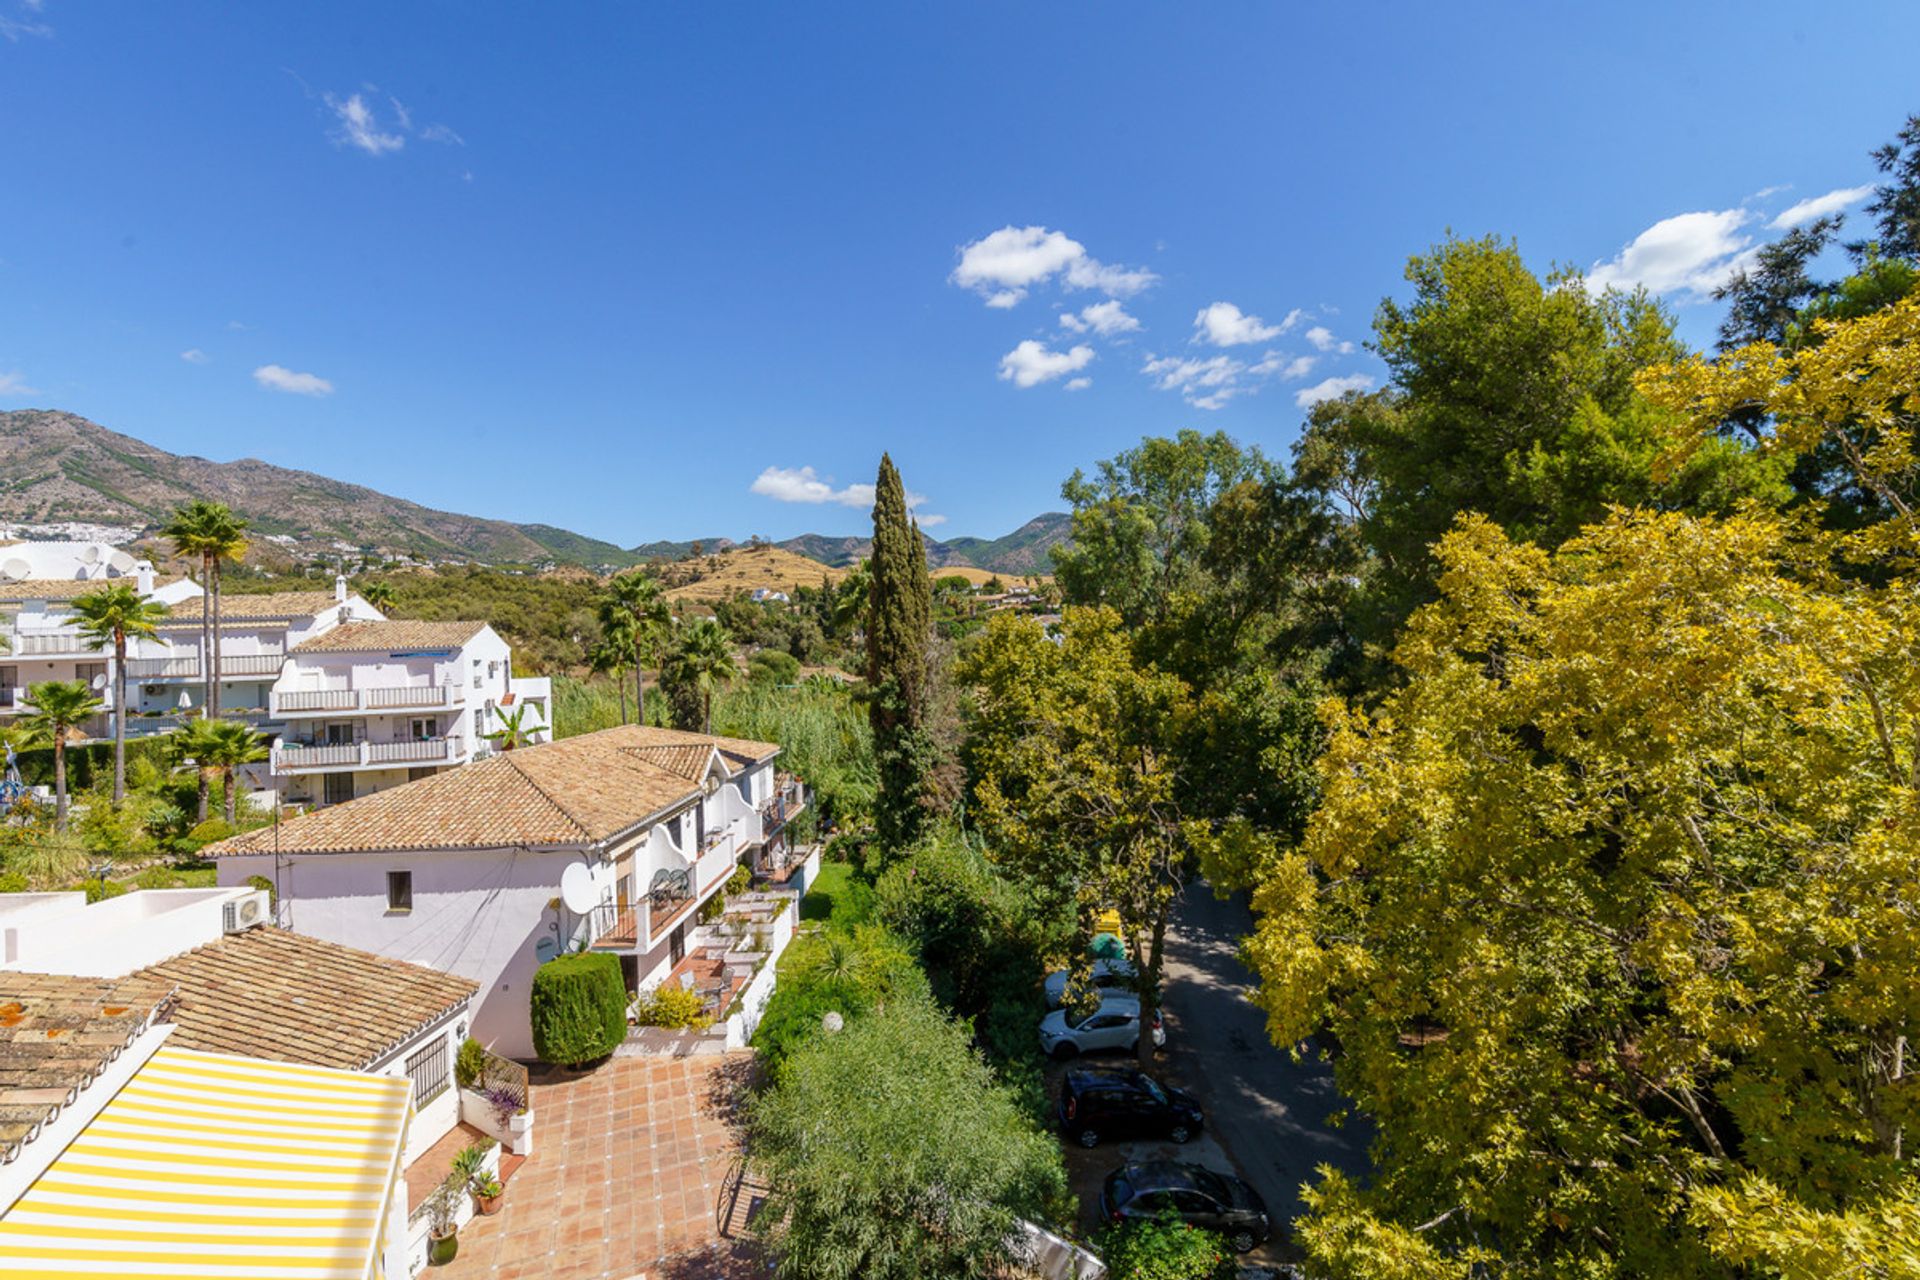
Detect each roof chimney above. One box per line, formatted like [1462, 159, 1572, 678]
[135, 561, 155, 595]
[334, 574, 348, 605]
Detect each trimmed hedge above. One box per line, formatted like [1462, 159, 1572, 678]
[529, 952, 627, 1066]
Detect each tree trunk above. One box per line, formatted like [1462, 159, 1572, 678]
[1135, 912, 1170, 1067]
[633, 645, 645, 726]
[196, 770, 210, 824]
[53, 738, 68, 831]
[224, 767, 237, 825]
[200, 555, 213, 715]
[616, 678, 629, 726]
[111, 631, 127, 806]
[209, 561, 223, 718]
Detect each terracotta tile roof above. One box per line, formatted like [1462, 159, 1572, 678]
[139, 928, 477, 1071]
[0, 972, 175, 1162]
[627, 743, 717, 781]
[0, 576, 187, 602]
[205, 724, 781, 858]
[292, 619, 489, 654]
[157, 594, 341, 629]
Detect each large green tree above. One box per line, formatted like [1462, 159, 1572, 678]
[661, 617, 737, 734]
[598, 569, 671, 724]
[866, 453, 934, 850]
[749, 992, 1066, 1280]
[71, 582, 170, 807]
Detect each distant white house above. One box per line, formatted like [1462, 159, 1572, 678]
[208, 725, 808, 1059]
[750, 587, 790, 603]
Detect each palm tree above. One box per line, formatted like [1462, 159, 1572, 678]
[171, 717, 222, 824]
[162, 500, 250, 717]
[665, 618, 738, 735]
[831, 559, 872, 636]
[359, 581, 396, 613]
[598, 570, 671, 725]
[71, 583, 171, 807]
[483, 701, 546, 752]
[200, 719, 269, 826]
[20, 680, 103, 831]
[590, 623, 635, 725]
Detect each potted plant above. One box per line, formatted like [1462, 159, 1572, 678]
[471, 1170, 505, 1215]
[425, 1178, 461, 1266]
[450, 1140, 503, 1215]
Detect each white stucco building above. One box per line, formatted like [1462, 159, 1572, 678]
[208, 725, 791, 1059]
[0, 540, 549, 810]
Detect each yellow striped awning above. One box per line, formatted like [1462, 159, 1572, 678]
[0, 1045, 413, 1279]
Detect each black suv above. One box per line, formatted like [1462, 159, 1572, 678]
[1100, 1160, 1272, 1253]
[1057, 1067, 1204, 1148]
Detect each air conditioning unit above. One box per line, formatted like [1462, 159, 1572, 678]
[222, 889, 270, 933]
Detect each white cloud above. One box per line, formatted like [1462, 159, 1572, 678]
[999, 340, 1094, 388]
[1585, 209, 1756, 299]
[1065, 377, 1092, 391]
[952, 225, 1155, 307]
[1249, 351, 1317, 380]
[1279, 307, 1305, 333]
[325, 92, 405, 155]
[0, 370, 38, 397]
[252, 364, 334, 396]
[1194, 301, 1283, 347]
[751, 466, 937, 519]
[0, 6, 51, 40]
[1771, 184, 1875, 229]
[1295, 374, 1375, 408]
[418, 122, 466, 146]
[750, 466, 875, 508]
[1059, 300, 1141, 337]
[917, 513, 949, 528]
[1142, 353, 1247, 409]
[179, 348, 210, 365]
[1305, 325, 1354, 355]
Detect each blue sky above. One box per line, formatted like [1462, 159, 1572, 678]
[2, 3, 1915, 546]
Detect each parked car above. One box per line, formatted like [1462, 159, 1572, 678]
[1037, 993, 1165, 1060]
[1042, 956, 1138, 1009]
[1057, 1066, 1203, 1147]
[1100, 1160, 1272, 1253]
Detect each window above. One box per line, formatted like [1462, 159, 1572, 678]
[75, 662, 106, 685]
[409, 717, 439, 740]
[324, 773, 355, 806]
[387, 870, 413, 913]
[405, 1036, 449, 1109]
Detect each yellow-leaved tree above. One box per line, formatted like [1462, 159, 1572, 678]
[1248, 294, 1920, 1279]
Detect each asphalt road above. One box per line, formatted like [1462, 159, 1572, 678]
[1058, 881, 1369, 1266]
[1155, 880, 1371, 1251]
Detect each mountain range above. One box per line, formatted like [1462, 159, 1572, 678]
[0, 410, 1068, 575]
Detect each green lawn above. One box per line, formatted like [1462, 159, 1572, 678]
[799, 860, 857, 922]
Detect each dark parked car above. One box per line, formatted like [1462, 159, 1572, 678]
[1057, 1067, 1203, 1148]
[1099, 1160, 1271, 1253]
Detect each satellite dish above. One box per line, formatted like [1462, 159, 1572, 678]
[79, 545, 101, 564]
[0, 559, 27, 581]
[559, 862, 598, 914]
[108, 550, 136, 573]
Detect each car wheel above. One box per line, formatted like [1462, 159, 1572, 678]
[1052, 1042, 1079, 1062]
[1229, 1229, 1257, 1254]
[1075, 1127, 1101, 1148]
[1168, 1123, 1193, 1143]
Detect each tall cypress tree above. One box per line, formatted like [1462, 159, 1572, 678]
[866, 452, 933, 851]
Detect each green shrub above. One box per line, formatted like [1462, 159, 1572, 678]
[73, 878, 129, 904]
[726, 863, 753, 896]
[132, 866, 185, 890]
[454, 1037, 487, 1089]
[184, 818, 235, 849]
[528, 952, 628, 1066]
[0, 872, 26, 893]
[1103, 1213, 1231, 1280]
[633, 984, 712, 1030]
[747, 649, 801, 687]
[246, 873, 276, 908]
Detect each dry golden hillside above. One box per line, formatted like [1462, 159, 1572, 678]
[663, 546, 849, 603]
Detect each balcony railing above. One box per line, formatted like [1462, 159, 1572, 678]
[270, 684, 463, 716]
[12, 630, 92, 656]
[760, 780, 809, 835]
[271, 735, 465, 773]
[124, 652, 286, 680]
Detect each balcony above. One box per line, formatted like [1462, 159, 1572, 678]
[759, 777, 809, 836]
[125, 652, 286, 680]
[10, 629, 93, 657]
[271, 735, 466, 774]
[270, 684, 465, 717]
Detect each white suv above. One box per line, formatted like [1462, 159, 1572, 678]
[1038, 993, 1166, 1060]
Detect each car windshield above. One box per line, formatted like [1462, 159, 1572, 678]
[1107, 1171, 1133, 1203]
[1139, 1076, 1169, 1105]
[1192, 1169, 1230, 1202]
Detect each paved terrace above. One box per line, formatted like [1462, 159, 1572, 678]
[439, 1054, 759, 1280]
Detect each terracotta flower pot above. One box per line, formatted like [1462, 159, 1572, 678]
[476, 1191, 503, 1216]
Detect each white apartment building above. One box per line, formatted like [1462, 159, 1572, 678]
[207, 725, 793, 1059]
[266, 618, 551, 808]
[0, 540, 549, 809]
